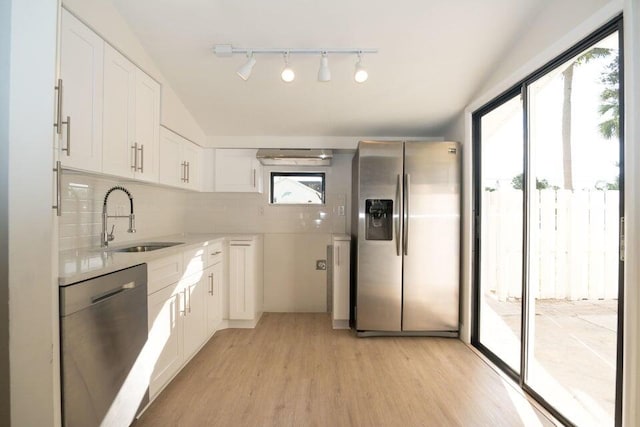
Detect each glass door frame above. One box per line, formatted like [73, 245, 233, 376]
[471, 15, 624, 427]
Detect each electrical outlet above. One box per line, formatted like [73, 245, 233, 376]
[316, 260, 327, 270]
[338, 205, 345, 216]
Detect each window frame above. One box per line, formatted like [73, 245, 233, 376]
[269, 171, 326, 205]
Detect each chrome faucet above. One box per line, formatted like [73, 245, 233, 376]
[102, 186, 136, 247]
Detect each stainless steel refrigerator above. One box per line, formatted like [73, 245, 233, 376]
[351, 140, 460, 335]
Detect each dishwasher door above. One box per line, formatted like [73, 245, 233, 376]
[60, 264, 148, 427]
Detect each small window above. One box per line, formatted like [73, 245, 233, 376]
[270, 172, 325, 205]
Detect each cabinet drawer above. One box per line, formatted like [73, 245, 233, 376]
[183, 246, 207, 278]
[147, 254, 183, 295]
[205, 240, 224, 267]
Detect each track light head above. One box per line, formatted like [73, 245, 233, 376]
[318, 52, 331, 82]
[354, 53, 368, 83]
[236, 53, 256, 81]
[281, 52, 295, 83]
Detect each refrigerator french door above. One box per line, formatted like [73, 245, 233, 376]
[352, 140, 460, 335]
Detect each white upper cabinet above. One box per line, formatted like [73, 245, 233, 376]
[215, 149, 263, 193]
[103, 44, 159, 182]
[58, 9, 104, 172]
[134, 70, 161, 182]
[159, 127, 202, 191]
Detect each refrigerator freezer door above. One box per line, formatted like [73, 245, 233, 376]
[402, 141, 460, 331]
[355, 141, 403, 331]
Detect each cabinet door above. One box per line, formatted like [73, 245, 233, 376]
[148, 284, 183, 398]
[215, 149, 262, 193]
[229, 243, 255, 319]
[134, 69, 160, 183]
[59, 9, 103, 172]
[182, 274, 207, 360]
[182, 142, 201, 191]
[159, 127, 183, 187]
[102, 44, 136, 178]
[205, 262, 223, 335]
[333, 241, 350, 321]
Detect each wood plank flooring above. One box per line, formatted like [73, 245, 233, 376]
[136, 313, 555, 427]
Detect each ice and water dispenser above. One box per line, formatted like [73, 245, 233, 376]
[365, 199, 393, 241]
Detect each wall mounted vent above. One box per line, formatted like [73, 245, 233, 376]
[256, 149, 333, 166]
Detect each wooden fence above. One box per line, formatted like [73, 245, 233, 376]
[481, 190, 620, 301]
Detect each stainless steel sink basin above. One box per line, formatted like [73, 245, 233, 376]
[108, 242, 183, 253]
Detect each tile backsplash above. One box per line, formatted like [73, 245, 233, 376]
[59, 153, 354, 249]
[185, 153, 353, 235]
[59, 173, 188, 251]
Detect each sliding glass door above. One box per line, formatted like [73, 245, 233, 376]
[475, 93, 524, 375]
[473, 18, 623, 427]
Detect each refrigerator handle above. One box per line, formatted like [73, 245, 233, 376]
[404, 173, 410, 256]
[395, 174, 401, 256]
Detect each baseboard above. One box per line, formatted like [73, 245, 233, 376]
[332, 319, 349, 329]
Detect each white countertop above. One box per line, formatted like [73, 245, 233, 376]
[59, 233, 259, 286]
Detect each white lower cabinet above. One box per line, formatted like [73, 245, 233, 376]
[332, 236, 351, 328]
[181, 272, 207, 360]
[229, 237, 263, 322]
[205, 262, 223, 335]
[147, 283, 183, 398]
[146, 240, 226, 400]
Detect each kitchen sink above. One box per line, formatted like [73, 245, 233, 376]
[108, 242, 184, 253]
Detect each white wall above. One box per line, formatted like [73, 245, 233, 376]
[59, 174, 188, 250]
[186, 152, 353, 312]
[62, 0, 207, 146]
[6, 0, 59, 425]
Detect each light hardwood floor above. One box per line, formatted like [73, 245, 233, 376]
[136, 313, 555, 427]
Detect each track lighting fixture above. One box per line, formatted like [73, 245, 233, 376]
[318, 52, 331, 82]
[213, 44, 377, 83]
[236, 52, 256, 81]
[281, 52, 295, 83]
[354, 53, 368, 83]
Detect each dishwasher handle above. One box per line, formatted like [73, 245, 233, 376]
[91, 282, 136, 305]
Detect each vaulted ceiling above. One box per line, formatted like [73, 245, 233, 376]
[110, 0, 553, 137]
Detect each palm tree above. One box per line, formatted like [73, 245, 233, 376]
[560, 47, 615, 190]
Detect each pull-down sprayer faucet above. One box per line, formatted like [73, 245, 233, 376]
[102, 186, 136, 247]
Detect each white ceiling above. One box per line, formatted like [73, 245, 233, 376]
[110, 0, 552, 138]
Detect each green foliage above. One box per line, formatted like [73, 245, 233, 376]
[597, 52, 619, 139]
[511, 173, 556, 190]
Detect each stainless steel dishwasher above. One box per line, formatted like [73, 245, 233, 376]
[60, 264, 148, 427]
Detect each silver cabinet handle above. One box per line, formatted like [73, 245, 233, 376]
[252, 168, 256, 188]
[62, 116, 71, 156]
[138, 144, 144, 173]
[187, 286, 192, 313]
[52, 160, 62, 217]
[210, 250, 222, 256]
[180, 289, 187, 315]
[54, 79, 63, 134]
[336, 246, 340, 266]
[186, 161, 190, 183]
[54, 79, 71, 155]
[131, 143, 138, 171]
[180, 161, 186, 182]
[395, 174, 401, 256]
[209, 273, 214, 296]
[404, 173, 410, 256]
